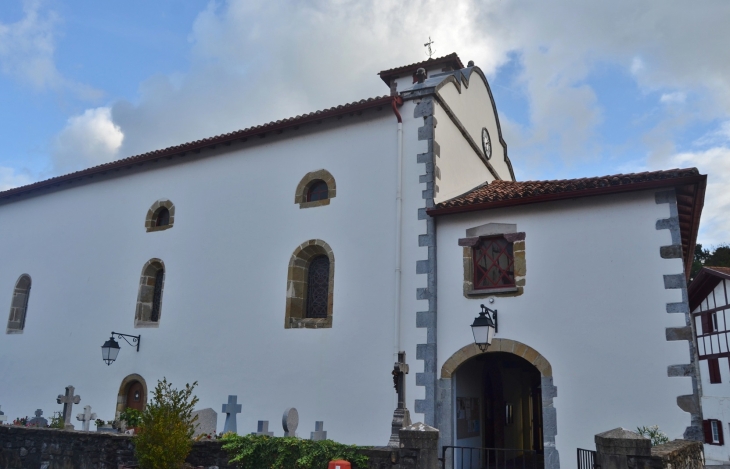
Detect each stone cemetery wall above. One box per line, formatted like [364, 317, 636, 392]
[0, 423, 440, 469]
[594, 427, 704, 469]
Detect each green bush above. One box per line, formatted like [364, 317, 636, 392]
[119, 408, 143, 428]
[637, 425, 670, 446]
[134, 378, 199, 469]
[221, 433, 369, 469]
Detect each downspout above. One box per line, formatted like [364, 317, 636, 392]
[392, 95, 404, 357]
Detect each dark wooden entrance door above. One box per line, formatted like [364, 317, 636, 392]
[126, 381, 144, 411]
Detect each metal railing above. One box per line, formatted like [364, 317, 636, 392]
[441, 446, 540, 469]
[576, 448, 597, 469]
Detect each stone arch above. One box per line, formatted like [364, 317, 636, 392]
[134, 259, 165, 328]
[285, 239, 335, 328]
[6, 274, 31, 334]
[115, 373, 148, 419]
[294, 169, 336, 208]
[441, 338, 552, 378]
[145, 199, 175, 232]
[438, 339, 560, 469]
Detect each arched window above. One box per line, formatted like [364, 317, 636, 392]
[135, 259, 165, 328]
[295, 170, 336, 208]
[155, 207, 170, 227]
[6, 274, 31, 334]
[307, 180, 329, 202]
[145, 199, 175, 232]
[285, 240, 335, 328]
[306, 256, 330, 318]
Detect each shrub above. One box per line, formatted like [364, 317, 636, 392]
[221, 433, 369, 469]
[134, 378, 199, 469]
[119, 408, 143, 428]
[637, 425, 670, 446]
[48, 412, 65, 429]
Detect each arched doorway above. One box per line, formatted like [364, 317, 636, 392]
[439, 339, 559, 469]
[115, 374, 148, 418]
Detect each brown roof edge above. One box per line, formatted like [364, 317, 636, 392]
[688, 266, 730, 311]
[427, 174, 707, 216]
[0, 96, 394, 202]
[683, 176, 706, 280]
[378, 53, 465, 86]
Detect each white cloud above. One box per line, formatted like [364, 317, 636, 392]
[0, 167, 32, 191]
[52, 107, 124, 172]
[671, 146, 730, 246]
[0, 0, 101, 100]
[694, 121, 730, 147]
[660, 92, 686, 104]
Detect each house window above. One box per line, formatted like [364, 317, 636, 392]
[704, 419, 725, 445]
[307, 181, 329, 202]
[306, 256, 330, 318]
[285, 240, 335, 328]
[145, 199, 175, 232]
[6, 274, 31, 334]
[473, 236, 515, 290]
[135, 259, 165, 328]
[709, 358, 722, 384]
[295, 170, 336, 208]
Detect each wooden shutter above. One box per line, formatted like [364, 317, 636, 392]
[709, 358, 722, 383]
[718, 421, 725, 446]
[704, 420, 712, 444]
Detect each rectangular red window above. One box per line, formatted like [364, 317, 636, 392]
[709, 358, 722, 384]
[473, 236, 515, 290]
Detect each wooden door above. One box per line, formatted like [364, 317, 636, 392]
[126, 381, 144, 411]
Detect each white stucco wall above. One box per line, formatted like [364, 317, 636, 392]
[435, 190, 692, 459]
[0, 110, 405, 445]
[436, 71, 513, 181]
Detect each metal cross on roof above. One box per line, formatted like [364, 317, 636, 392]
[424, 37, 436, 58]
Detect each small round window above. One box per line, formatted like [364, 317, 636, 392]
[307, 180, 329, 202]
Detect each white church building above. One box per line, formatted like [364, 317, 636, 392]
[0, 53, 708, 469]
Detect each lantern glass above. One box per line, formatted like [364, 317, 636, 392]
[471, 310, 496, 351]
[101, 337, 121, 365]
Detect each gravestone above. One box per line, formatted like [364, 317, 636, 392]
[27, 409, 48, 428]
[311, 421, 327, 441]
[191, 408, 218, 437]
[252, 420, 274, 436]
[0, 405, 7, 425]
[76, 405, 97, 432]
[388, 351, 412, 447]
[57, 385, 81, 430]
[221, 395, 241, 434]
[282, 408, 298, 437]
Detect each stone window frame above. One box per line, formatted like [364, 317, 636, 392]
[459, 223, 526, 298]
[285, 239, 335, 329]
[145, 199, 175, 232]
[6, 274, 31, 334]
[134, 259, 165, 328]
[294, 170, 336, 209]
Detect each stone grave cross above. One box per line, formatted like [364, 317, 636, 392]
[282, 407, 298, 437]
[28, 409, 48, 427]
[388, 351, 411, 447]
[221, 395, 242, 434]
[0, 405, 7, 424]
[57, 385, 81, 430]
[76, 405, 97, 432]
[310, 421, 327, 441]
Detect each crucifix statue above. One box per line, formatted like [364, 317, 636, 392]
[388, 351, 411, 447]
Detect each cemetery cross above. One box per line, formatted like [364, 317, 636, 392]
[388, 351, 411, 447]
[221, 395, 242, 434]
[57, 385, 81, 430]
[76, 405, 97, 432]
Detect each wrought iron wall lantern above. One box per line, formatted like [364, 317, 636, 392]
[471, 304, 497, 352]
[101, 332, 141, 365]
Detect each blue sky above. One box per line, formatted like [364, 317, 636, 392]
[0, 0, 728, 246]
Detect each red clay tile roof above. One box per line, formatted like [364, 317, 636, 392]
[706, 266, 730, 277]
[378, 53, 465, 86]
[431, 168, 703, 212]
[0, 95, 393, 203]
[430, 168, 707, 281]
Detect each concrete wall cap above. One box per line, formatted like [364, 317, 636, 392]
[403, 422, 438, 432]
[596, 428, 648, 440]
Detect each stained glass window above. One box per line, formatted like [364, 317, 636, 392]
[307, 180, 328, 202]
[306, 256, 330, 318]
[473, 237, 515, 290]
